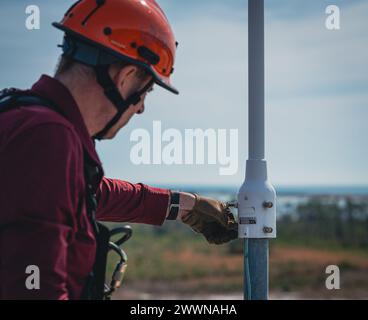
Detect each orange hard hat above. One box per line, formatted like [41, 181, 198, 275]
[53, 0, 178, 94]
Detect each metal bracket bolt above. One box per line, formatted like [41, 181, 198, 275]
[263, 227, 273, 234]
[263, 201, 273, 209]
[226, 201, 238, 209]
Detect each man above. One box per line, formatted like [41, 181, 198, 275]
[0, 0, 237, 299]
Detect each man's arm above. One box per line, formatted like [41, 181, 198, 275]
[0, 124, 82, 299]
[96, 180, 237, 244]
[96, 178, 171, 225]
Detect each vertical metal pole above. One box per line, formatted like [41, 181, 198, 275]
[244, 0, 269, 300]
[243, 239, 251, 299]
[249, 0, 265, 161]
[247, 239, 269, 300]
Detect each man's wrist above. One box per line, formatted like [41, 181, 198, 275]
[166, 191, 196, 220]
[178, 192, 196, 220]
[166, 191, 180, 220]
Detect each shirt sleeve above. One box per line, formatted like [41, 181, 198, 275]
[96, 178, 170, 226]
[0, 124, 83, 300]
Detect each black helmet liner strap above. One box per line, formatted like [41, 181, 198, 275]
[93, 65, 154, 140]
[60, 34, 154, 140]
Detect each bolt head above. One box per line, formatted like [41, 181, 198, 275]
[263, 227, 273, 234]
[263, 201, 274, 209]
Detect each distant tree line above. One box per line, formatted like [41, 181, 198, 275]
[278, 197, 368, 249]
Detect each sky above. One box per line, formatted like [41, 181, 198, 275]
[0, 0, 367, 188]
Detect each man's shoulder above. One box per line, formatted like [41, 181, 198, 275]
[1, 104, 74, 129]
[0, 105, 81, 149]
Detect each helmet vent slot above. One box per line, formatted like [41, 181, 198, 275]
[64, 0, 83, 17]
[82, 0, 106, 26]
[137, 46, 160, 65]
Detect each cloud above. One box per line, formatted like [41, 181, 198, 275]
[267, 93, 368, 185]
[266, 0, 368, 99]
[0, 0, 366, 186]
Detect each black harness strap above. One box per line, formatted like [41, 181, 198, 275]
[0, 89, 62, 116]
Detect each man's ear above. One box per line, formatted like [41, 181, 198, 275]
[110, 64, 140, 97]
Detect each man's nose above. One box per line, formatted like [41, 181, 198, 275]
[137, 103, 145, 114]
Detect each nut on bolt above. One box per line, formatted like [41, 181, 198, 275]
[226, 201, 238, 209]
[263, 227, 273, 234]
[263, 201, 273, 209]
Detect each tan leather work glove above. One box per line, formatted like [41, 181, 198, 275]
[181, 194, 238, 245]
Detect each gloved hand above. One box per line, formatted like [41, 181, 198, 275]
[181, 194, 238, 245]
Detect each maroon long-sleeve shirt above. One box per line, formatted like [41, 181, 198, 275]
[0, 75, 170, 299]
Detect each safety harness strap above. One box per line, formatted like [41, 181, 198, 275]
[0, 89, 62, 116]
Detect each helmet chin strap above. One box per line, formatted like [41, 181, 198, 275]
[93, 65, 154, 140]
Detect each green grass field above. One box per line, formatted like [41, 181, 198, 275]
[104, 222, 368, 299]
